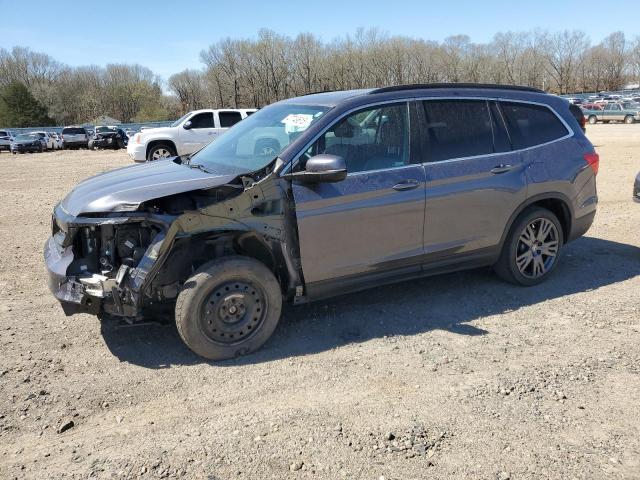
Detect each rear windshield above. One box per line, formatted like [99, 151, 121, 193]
[500, 102, 569, 149]
[62, 127, 86, 134]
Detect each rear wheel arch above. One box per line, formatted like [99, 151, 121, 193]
[499, 194, 573, 250]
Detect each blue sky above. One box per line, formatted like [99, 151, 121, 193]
[1, 0, 638, 82]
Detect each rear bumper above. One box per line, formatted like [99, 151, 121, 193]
[568, 210, 596, 242]
[63, 141, 88, 148]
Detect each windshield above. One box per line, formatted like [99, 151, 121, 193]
[171, 112, 192, 127]
[16, 134, 37, 141]
[96, 126, 117, 134]
[190, 103, 330, 172]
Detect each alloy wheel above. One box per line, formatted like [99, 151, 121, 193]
[515, 218, 559, 279]
[151, 148, 171, 160]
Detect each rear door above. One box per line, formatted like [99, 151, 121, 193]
[418, 98, 526, 258]
[181, 112, 216, 152]
[292, 102, 427, 285]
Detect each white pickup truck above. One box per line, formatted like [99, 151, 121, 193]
[127, 108, 256, 162]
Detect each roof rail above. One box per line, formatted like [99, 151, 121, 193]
[369, 83, 545, 95]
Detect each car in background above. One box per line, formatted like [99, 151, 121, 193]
[581, 102, 604, 111]
[569, 104, 586, 133]
[127, 108, 257, 162]
[10, 133, 45, 154]
[31, 131, 56, 150]
[61, 126, 90, 149]
[46, 83, 598, 360]
[0, 130, 14, 152]
[582, 102, 640, 124]
[50, 132, 63, 150]
[89, 126, 129, 150]
[634, 172, 640, 203]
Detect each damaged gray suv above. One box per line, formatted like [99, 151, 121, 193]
[45, 84, 599, 360]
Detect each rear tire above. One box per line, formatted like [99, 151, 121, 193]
[494, 207, 564, 286]
[625, 115, 635, 124]
[147, 143, 176, 161]
[175, 256, 282, 360]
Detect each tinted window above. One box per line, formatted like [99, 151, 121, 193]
[489, 102, 511, 153]
[421, 100, 494, 161]
[500, 102, 569, 149]
[189, 112, 214, 129]
[0, 131, 8, 136]
[62, 127, 86, 135]
[218, 111, 243, 128]
[304, 103, 409, 173]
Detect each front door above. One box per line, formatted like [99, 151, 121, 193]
[292, 102, 426, 286]
[181, 112, 216, 153]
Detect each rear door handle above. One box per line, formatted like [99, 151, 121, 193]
[490, 164, 513, 174]
[392, 180, 421, 191]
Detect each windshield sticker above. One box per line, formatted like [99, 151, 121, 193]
[281, 114, 314, 134]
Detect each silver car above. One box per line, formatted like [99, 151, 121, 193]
[61, 126, 89, 149]
[0, 130, 13, 152]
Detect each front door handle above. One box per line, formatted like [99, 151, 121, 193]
[392, 180, 420, 191]
[490, 164, 513, 174]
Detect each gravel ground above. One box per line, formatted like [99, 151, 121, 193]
[0, 124, 639, 479]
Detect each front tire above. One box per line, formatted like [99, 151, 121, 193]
[175, 256, 282, 360]
[147, 143, 176, 161]
[624, 115, 635, 124]
[588, 115, 598, 124]
[494, 207, 564, 286]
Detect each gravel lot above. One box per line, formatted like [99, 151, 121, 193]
[1, 124, 639, 480]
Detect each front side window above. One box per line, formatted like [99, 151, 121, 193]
[219, 111, 243, 128]
[500, 102, 569, 149]
[421, 100, 494, 162]
[302, 103, 409, 174]
[189, 112, 214, 129]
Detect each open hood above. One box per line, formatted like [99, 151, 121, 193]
[60, 158, 238, 216]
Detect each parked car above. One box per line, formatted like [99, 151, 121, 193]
[581, 102, 604, 111]
[30, 131, 56, 150]
[45, 83, 598, 360]
[569, 104, 586, 133]
[583, 102, 640, 124]
[61, 126, 90, 149]
[50, 132, 64, 150]
[634, 171, 640, 203]
[11, 133, 45, 153]
[89, 126, 129, 150]
[127, 108, 257, 162]
[0, 130, 14, 152]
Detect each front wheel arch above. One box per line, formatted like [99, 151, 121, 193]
[146, 140, 177, 161]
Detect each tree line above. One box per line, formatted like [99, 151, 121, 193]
[2, 29, 640, 127]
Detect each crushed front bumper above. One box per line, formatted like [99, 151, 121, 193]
[44, 233, 101, 315]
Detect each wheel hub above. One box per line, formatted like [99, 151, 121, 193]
[199, 281, 265, 344]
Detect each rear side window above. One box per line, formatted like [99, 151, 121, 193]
[500, 102, 569, 149]
[421, 100, 494, 161]
[62, 127, 86, 135]
[0, 131, 8, 136]
[218, 111, 243, 128]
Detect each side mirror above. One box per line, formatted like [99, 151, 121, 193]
[284, 154, 347, 183]
[183, 120, 192, 130]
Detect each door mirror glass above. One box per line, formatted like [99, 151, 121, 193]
[285, 154, 347, 183]
[183, 120, 192, 130]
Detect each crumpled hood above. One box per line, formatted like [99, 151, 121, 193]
[60, 159, 238, 216]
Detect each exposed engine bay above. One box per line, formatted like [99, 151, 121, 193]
[45, 163, 304, 320]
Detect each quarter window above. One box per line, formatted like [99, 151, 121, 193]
[304, 103, 410, 173]
[500, 102, 569, 149]
[421, 100, 494, 162]
[219, 111, 243, 128]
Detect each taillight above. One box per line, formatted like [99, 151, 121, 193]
[584, 152, 599, 175]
